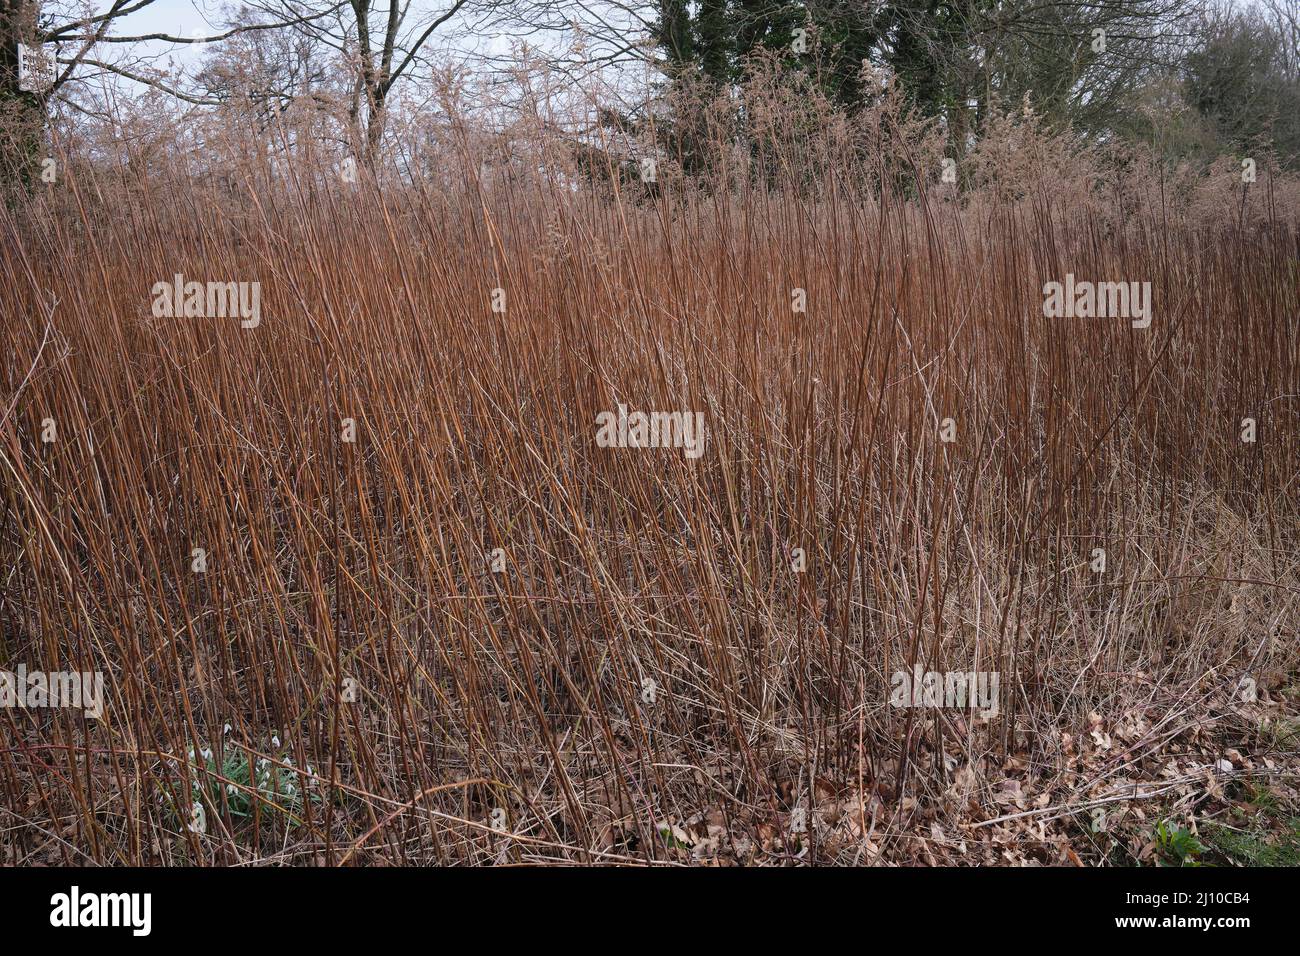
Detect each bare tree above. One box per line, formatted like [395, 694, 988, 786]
[1, 0, 348, 180]
[235, 0, 500, 164]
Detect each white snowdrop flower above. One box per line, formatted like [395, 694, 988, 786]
[271, 735, 281, 749]
[200, 747, 213, 761]
[223, 723, 232, 735]
[188, 801, 206, 834]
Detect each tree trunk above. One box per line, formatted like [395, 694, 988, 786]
[1, 0, 46, 188]
[363, 87, 385, 168]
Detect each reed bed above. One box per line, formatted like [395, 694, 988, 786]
[1, 88, 1297, 864]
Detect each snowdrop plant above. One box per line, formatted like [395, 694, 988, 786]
[160, 732, 320, 833]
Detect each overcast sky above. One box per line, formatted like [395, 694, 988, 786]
[50, 0, 533, 88]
